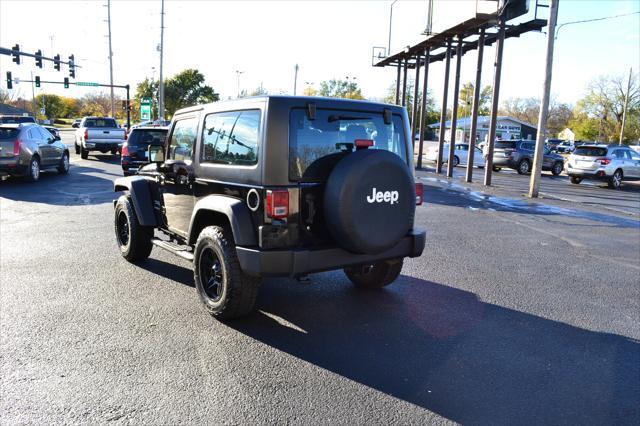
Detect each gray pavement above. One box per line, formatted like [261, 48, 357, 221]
[1, 132, 639, 424]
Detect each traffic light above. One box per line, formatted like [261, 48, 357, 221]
[35, 50, 43, 68]
[68, 54, 75, 78]
[121, 100, 127, 110]
[54, 54, 61, 71]
[11, 44, 20, 65]
[63, 77, 69, 89]
[6, 72, 12, 89]
[35, 76, 41, 88]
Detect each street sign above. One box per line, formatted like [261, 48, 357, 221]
[40, 108, 45, 115]
[76, 81, 99, 87]
[140, 103, 152, 121]
[141, 97, 152, 105]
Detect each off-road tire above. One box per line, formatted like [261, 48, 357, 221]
[114, 195, 153, 262]
[25, 156, 40, 182]
[344, 259, 403, 289]
[608, 169, 623, 190]
[193, 226, 261, 319]
[80, 147, 88, 159]
[453, 156, 460, 167]
[517, 159, 530, 175]
[57, 152, 70, 174]
[551, 161, 563, 176]
[570, 176, 582, 184]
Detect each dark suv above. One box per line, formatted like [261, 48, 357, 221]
[113, 96, 426, 319]
[121, 126, 168, 176]
[492, 140, 564, 175]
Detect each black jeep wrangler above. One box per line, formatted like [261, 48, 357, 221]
[113, 96, 425, 319]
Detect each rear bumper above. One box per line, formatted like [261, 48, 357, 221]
[0, 161, 26, 176]
[567, 168, 608, 180]
[85, 141, 124, 151]
[236, 229, 426, 277]
[492, 156, 516, 167]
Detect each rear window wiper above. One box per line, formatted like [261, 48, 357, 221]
[327, 115, 370, 123]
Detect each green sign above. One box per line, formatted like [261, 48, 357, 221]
[141, 97, 152, 105]
[76, 82, 99, 87]
[140, 104, 152, 121]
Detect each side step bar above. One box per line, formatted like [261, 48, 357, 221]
[151, 238, 194, 261]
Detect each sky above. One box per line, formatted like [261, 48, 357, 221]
[1, 0, 638, 108]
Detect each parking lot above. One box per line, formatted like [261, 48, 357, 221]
[1, 130, 639, 424]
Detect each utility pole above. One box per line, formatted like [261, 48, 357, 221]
[620, 67, 632, 145]
[158, 0, 165, 120]
[388, 0, 398, 55]
[30, 70, 36, 113]
[106, 0, 115, 117]
[236, 70, 244, 98]
[293, 64, 299, 95]
[529, 0, 559, 198]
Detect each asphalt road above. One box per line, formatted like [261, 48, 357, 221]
[1, 130, 639, 424]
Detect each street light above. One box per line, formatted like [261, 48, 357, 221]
[236, 70, 244, 98]
[388, 0, 398, 56]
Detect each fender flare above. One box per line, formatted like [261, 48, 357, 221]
[113, 176, 158, 226]
[188, 195, 257, 247]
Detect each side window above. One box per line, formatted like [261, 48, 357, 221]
[201, 110, 260, 165]
[613, 150, 625, 159]
[168, 117, 198, 162]
[36, 127, 50, 140]
[628, 150, 640, 160]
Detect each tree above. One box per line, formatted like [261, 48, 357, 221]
[163, 69, 219, 118]
[499, 96, 574, 138]
[318, 79, 364, 100]
[569, 73, 640, 143]
[79, 93, 117, 118]
[303, 86, 317, 97]
[248, 85, 268, 96]
[60, 97, 80, 118]
[457, 82, 492, 118]
[34, 94, 65, 119]
[383, 80, 439, 137]
[133, 77, 158, 121]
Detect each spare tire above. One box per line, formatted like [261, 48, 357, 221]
[324, 149, 415, 255]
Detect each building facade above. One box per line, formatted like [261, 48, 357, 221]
[429, 116, 537, 143]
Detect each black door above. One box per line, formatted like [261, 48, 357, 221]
[161, 116, 199, 237]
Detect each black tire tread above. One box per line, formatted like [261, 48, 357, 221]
[114, 195, 153, 262]
[194, 226, 260, 319]
[25, 156, 40, 182]
[57, 152, 70, 174]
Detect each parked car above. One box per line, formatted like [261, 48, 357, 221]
[71, 119, 81, 128]
[567, 144, 640, 189]
[42, 125, 60, 139]
[546, 138, 563, 151]
[0, 115, 37, 124]
[121, 126, 168, 176]
[492, 140, 565, 175]
[113, 96, 426, 319]
[424, 143, 485, 168]
[0, 123, 70, 181]
[555, 140, 575, 153]
[75, 117, 127, 159]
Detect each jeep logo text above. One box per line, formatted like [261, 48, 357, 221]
[366, 188, 399, 205]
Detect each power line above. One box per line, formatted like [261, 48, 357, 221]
[555, 11, 640, 39]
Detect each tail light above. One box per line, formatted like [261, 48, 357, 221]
[121, 144, 129, 157]
[597, 158, 611, 165]
[415, 182, 424, 205]
[84, 129, 89, 140]
[13, 139, 21, 156]
[124, 129, 128, 140]
[266, 189, 289, 219]
[355, 139, 374, 149]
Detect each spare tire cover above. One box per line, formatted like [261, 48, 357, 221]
[324, 149, 415, 254]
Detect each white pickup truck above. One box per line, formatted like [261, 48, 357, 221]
[75, 117, 126, 159]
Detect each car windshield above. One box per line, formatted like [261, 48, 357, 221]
[0, 116, 36, 124]
[0, 128, 19, 139]
[495, 141, 516, 149]
[84, 118, 117, 128]
[128, 129, 167, 147]
[289, 108, 407, 181]
[574, 147, 608, 156]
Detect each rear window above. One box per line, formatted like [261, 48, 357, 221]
[289, 108, 407, 181]
[0, 116, 36, 124]
[574, 147, 607, 157]
[128, 129, 167, 147]
[495, 141, 516, 149]
[0, 128, 19, 139]
[84, 118, 117, 128]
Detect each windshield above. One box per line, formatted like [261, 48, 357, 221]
[289, 108, 407, 181]
[84, 118, 118, 128]
[574, 147, 607, 157]
[128, 129, 167, 147]
[0, 128, 19, 139]
[0, 116, 36, 124]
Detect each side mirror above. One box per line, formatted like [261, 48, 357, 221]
[54, 135, 61, 141]
[47, 137, 55, 144]
[148, 145, 165, 163]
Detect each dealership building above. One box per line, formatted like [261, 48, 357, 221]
[428, 116, 537, 143]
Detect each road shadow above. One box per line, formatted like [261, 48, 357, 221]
[0, 164, 116, 206]
[228, 274, 639, 425]
[136, 257, 195, 288]
[423, 181, 640, 228]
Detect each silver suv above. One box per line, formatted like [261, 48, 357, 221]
[567, 144, 640, 189]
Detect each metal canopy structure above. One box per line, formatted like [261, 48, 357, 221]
[372, 5, 548, 183]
